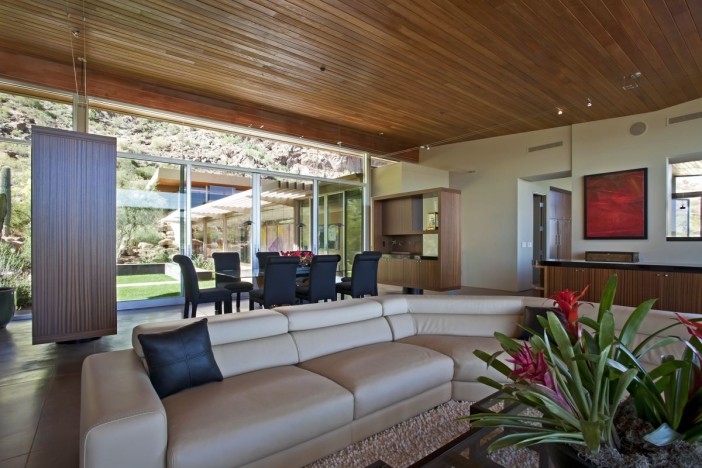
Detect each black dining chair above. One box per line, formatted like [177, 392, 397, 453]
[212, 252, 253, 312]
[249, 256, 300, 309]
[295, 254, 340, 304]
[335, 251, 382, 299]
[255, 251, 281, 275]
[172, 254, 233, 318]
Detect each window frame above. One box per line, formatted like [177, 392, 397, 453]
[667, 155, 702, 241]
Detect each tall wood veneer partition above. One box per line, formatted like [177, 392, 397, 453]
[31, 127, 117, 344]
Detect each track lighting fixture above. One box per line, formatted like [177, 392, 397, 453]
[557, 108, 564, 115]
[622, 72, 642, 90]
[587, 97, 592, 107]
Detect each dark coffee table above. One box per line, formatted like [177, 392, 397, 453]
[404, 392, 547, 468]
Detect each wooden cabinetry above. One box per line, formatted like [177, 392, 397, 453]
[382, 198, 419, 235]
[378, 257, 405, 284]
[547, 266, 616, 303]
[420, 259, 441, 291]
[372, 188, 460, 291]
[377, 257, 441, 290]
[544, 262, 702, 314]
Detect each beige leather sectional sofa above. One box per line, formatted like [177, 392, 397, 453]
[79, 294, 688, 468]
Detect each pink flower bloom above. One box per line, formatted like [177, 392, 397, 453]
[508, 342, 552, 387]
[508, 343, 572, 413]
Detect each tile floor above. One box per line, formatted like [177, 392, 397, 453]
[0, 285, 532, 468]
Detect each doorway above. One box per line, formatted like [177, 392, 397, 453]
[532, 194, 546, 287]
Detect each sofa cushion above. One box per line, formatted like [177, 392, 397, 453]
[291, 317, 393, 362]
[399, 335, 511, 384]
[299, 341, 454, 419]
[132, 310, 289, 356]
[137, 318, 222, 399]
[162, 366, 354, 468]
[275, 298, 383, 330]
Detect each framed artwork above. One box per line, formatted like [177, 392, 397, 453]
[584, 168, 648, 239]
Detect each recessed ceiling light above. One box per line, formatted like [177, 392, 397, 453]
[587, 97, 593, 107]
[557, 108, 564, 115]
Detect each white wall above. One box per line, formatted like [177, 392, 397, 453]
[426, 127, 572, 291]
[371, 162, 449, 197]
[417, 97, 702, 291]
[571, 98, 702, 264]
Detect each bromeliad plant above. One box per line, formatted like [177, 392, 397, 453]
[622, 312, 702, 446]
[461, 274, 693, 456]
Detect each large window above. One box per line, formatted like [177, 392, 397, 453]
[0, 91, 73, 310]
[1, 85, 371, 309]
[116, 159, 186, 302]
[668, 156, 702, 239]
[88, 105, 365, 178]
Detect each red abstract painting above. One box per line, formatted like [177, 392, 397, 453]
[584, 168, 647, 239]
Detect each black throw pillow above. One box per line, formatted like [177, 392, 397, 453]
[137, 318, 223, 399]
[518, 306, 558, 340]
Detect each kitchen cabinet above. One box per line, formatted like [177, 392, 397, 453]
[372, 187, 460, 291]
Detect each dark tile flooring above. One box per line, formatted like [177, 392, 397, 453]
[0, 285, 530, 468]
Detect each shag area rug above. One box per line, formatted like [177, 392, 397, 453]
[305, 401, 474, 468]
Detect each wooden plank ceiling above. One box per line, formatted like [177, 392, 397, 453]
[0, 0, 701, 161]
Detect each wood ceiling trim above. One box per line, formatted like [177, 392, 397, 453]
[1, 0, 701, 153]
[0, 49, 418, 161]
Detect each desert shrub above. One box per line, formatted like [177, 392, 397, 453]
[0, 242, 31, 308]
[191, 254, 213, 270]
[146, 249, 174, 264]
[133, 226, 162, 246]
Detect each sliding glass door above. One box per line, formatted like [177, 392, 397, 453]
[116, 159, 185, 304]
[318, 181, 363, 276]
[187, 168, 253, 274]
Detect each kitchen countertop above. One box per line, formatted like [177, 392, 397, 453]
[538, 259, 702, 273]
[382, 253, 438, 260]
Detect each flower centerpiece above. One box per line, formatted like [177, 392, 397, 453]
[462, 274, 702, 466]
[280, 250, 314, 266]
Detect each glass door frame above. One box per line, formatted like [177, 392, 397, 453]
[118, 153, 369, 310]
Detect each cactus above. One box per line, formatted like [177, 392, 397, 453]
[0, 167, 9, 236]
[0, 193, 5, 236]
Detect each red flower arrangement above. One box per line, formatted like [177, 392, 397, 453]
[280, 250, 315, 266]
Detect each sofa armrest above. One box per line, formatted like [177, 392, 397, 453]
[80, 349, 167, 468]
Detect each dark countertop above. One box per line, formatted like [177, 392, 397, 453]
[382, 253, 438, 260]
[539, 259, 702, 273]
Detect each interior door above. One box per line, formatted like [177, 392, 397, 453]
[532, 194, 545, 285]
[548, 188, 572, 259]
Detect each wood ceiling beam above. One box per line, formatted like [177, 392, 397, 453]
[0, 49, 419, 162]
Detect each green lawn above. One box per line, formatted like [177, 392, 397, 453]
[116, 274, 176, 285]
[116, 274, 215, 301]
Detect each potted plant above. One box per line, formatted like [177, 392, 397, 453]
[462, 275, 702, 466]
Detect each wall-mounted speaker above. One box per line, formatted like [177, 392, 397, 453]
[629, 121, 647, 136]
